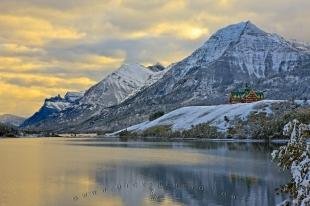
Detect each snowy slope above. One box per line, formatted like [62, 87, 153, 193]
[124, 100, 284, 133]
[80, 63, 166, 107]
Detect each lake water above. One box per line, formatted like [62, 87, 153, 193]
[0, 137, 289, 206]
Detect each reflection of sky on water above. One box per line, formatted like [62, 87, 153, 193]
[0, 138, 289, 206]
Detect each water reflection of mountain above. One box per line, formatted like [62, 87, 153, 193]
[66, 138, 283, 153]
[94, 163, 288, 206]
[65, 139, 289, 205]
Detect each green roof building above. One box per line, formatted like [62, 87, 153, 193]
[229, 85, 264, 103]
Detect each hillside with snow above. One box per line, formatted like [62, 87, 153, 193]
[114, 100, 310, 139]
[122, 100, 281, 133]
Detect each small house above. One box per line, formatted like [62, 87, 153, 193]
[229, 85, 264, 104]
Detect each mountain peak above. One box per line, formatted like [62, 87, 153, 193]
[243, 21, 267, 35]
[207, 21, 265, 44]
[78, 61, 166, 108]
[116, 63, 154, 76]
[182, 21, 258, 70]
[172, 20, 306, 80]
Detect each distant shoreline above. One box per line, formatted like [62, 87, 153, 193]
[0, 135, 290, 144]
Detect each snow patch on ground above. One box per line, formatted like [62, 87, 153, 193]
[125, 100, 284, 133]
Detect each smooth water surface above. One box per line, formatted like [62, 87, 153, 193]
[0, 137, 289, 206]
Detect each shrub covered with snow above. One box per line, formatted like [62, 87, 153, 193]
[272, 119, 310, 206]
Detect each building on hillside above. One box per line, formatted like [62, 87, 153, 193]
[229, 85, 264, 104]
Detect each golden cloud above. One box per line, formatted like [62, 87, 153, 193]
[128, 22, 209, 40]
[0, 74, 95, 116]
[0, 14, 85, 46]
[0, 53, 124, 73]
[0, 72, 96, 89]
[0, 82, 60, 116]
[66, 55, 125, 71]
[1, 43, 44, 54]
[0, 56, 45, 72]
[153, 23, 209, 40]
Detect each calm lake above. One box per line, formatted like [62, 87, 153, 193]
[0, 137, 289, 206]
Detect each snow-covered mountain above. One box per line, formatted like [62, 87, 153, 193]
[22, 63, 166, 130]
[0, 114, 26, 127]
[77, 21, 310, 132]
[80, 63, 166, 107]
[22, 21, 310, 132]
[21, 92, 84, 127]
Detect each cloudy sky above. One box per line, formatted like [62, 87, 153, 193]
[0, 0, 309, 117]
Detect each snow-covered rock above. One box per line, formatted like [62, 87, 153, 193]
[64, 91, 84, 102]
[44, 95, 71, 111]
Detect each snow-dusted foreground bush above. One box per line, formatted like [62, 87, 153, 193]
[272, 120, 310, 206]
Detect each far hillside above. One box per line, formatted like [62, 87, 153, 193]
[0, 114, 26, 127]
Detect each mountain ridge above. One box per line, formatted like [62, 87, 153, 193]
[75, 21, 310, 132]
[21, 63, 166, 129]
[0, 114, 26, 127]
[21, 21, 310, 132]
